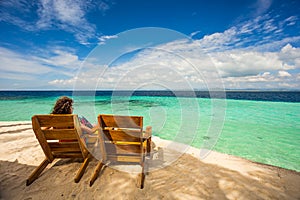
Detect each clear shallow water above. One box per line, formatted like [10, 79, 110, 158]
[0, 91, 299, 172]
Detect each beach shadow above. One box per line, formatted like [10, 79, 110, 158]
[1, 154, 300, 200]
[145, 153, 300, 200]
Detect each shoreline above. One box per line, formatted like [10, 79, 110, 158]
[151, 135, 300, 176]
[1, 121, 300, 199]
[0, 121, 299, 173]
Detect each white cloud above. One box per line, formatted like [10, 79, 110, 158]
[0, 46, 82, 88]
[37, 0, 86, 28]
[284, 16, 298, 26]
[1, 0, 111, 45]
[39, 49, 81, 70]
[49, 78, 76, 86]
[278, 71, 291, 77]
[207, 12, 300, 52]
[49, 61, 107, 89]
[0, 47, 52, 75]
[279, 44, 300, 69]
[223, 71, 300, 89]
[53, 0, 85, 25]
[210, 50, 282, 77]
[98, 35, 118, 45]
[36, 0, 99, 44]
[47, 35, 300, 90]
[0, 0, 36, 31]
[190, 31, 201, 38]
[0, 71, 35, 81]
[198, 27, 239, 51]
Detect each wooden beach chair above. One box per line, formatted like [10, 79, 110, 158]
[26, 114, 91, 186]
[89, 114, 152, 189]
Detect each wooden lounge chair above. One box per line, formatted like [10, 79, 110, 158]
[26, 114, 91, 186]
[89, 114, 152, 189]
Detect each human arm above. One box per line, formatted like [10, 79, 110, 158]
[81, 124, 99, 135]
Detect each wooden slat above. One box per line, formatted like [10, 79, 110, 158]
[103, 130, 142, 142]
[37, 114, 75, 128]
[53, 152, 83, 158]
[43, 129, 77, 140]
[105, 143, 142, 154]
[104, 127, 141, 132]
[107, 155, 141, 163]
[99, 114, 143, 129]
[48, 142, 81, 152]
[114, 141, 141, 145]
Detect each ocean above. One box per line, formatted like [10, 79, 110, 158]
[0, 90, 299, 172]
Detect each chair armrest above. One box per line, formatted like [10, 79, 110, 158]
[83, 130, 99, 144]
[143, 126, 152, 139]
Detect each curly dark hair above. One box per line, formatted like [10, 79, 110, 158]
[51, 96, 73, 114]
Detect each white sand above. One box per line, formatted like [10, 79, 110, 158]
[0, 121, 299, 200]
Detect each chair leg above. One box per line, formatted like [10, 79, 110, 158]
[89, 161, 104, 186]
[147, 138, 151, 156]
[74, 156, 90, 183]
[26, 158, 50, 186]
[140, 163, 146, 189]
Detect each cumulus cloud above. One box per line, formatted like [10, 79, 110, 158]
[47, 31, 300, 90]
[278, 70, 291, 77]
[223, 71, 299, 89]
[279, 44, 300, 69]
[50, 35, 300, 90]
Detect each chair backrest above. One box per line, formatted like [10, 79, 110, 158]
[31, 114, 88, 162]
[98, 114, 144, 164]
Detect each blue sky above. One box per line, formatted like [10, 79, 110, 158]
[0, 0, 300, 90]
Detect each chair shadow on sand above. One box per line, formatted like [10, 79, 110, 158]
[1, 150, 300, 200]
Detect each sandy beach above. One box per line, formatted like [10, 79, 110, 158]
[0, 121, 299, 200]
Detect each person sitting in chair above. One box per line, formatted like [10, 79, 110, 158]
[51, 96, 98, 137]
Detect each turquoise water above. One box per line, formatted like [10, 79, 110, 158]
[0, 94, 299, 172]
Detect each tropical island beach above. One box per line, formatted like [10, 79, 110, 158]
[1, 1, 300, 199]
[1, 121, 299, 200]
